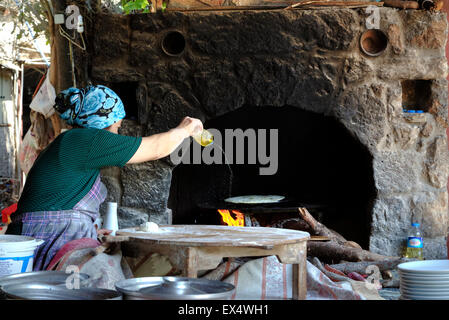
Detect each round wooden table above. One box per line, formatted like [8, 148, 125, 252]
[110, 225, 310, 300]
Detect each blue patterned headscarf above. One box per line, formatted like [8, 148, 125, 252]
[54, 85, 126, 129]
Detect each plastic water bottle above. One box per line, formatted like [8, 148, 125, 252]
[405, 223, 424, 260]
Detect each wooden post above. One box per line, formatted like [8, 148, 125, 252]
[183, 247, 199, 278]
[292, 259, 307, 300]
[51, 0, 73, 93]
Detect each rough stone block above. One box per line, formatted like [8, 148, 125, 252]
[121, 161, 173, 215]
[373, 151, 420, 194]
[423, 237, 448, 259]
[93, 14, 129, 59]
[118, 119, 143, 137]
[409, 19, 447, 50]
[369, 235, 406, 257]
[190, 12, 302, 56]
[428, 79, 449, 128]
[370, 235, 448, 259]
[387, 24, 404, 55]
[376, 55, 448, 81]
[391, 123, 420, 150]
[411, 191, 448, 237]
[130, 11, 188, 33]
[90, 66, 145, 83]
[371, 196, 411, 236]
[147, 88, 204, 135]
[189, 59, 244, 117]
[334, 84, 388, 151]
[342, 57, 374, 85]
[425, 136, 449, 188]
[286, 57, 340, 114]
[149, 208, 172, 225]
[117, 206, 149, 229]
[100, 172, 122, 204]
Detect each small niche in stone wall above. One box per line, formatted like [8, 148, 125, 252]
[108, 82, 139, 121]
[401, 79, 432, 113]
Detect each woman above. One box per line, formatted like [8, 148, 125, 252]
[6, 84, 203, 271]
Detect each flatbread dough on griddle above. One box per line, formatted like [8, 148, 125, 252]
[224, 195, 285, 204]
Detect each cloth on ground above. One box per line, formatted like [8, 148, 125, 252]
[201, 256, 384, 300]
[48, 238, 133, 290]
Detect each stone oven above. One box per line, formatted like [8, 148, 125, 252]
[74, 7, 449, 259]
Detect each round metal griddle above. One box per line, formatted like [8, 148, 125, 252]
[0, 271, 90, 288]
[197, 195, 327, 214]
[115, 276, 235, 300]
[1, 283, 122, 300]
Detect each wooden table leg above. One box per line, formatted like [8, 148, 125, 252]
[181, 247, 199, 278]
[292, 261, 307, 300]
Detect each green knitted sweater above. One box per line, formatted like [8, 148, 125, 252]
[16, 128, 142, 215]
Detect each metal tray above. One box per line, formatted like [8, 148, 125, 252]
[0, 271, 90, 288]
[2, 283, 122, 300]
[115, 276, 235, 300]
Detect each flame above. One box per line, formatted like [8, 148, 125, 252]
[218, 209, 245, 227]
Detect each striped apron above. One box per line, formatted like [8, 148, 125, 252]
[20, 175, 107, 271]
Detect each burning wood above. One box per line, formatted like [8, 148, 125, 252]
[218, 209, 245, 227]
[217, 206, 396, 265]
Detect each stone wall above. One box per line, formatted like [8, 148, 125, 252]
[77, 8, 449, 258]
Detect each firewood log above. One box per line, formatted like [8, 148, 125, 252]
[328, 258, 414, 274]
[383, 0, 419, 8]
[307, 241, 395, 264]
[343, 241, 362, 250]
[298, 208, 348, 245]
[298, 207, 394, 264]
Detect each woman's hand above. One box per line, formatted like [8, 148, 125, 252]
[97, 228, 113, 236]
[176, 116, 204, 138]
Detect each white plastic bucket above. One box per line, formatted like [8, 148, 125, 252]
[0, 235, 44, 276]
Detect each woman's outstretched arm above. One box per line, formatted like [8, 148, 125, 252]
[127, 116, 203, 164]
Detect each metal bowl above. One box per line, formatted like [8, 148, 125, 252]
[2, 283, 122, 300]
[115, 276, 235, 300]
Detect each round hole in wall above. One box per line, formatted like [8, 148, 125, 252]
[161, 31, 186, 57]
[359, 29, 388, 57]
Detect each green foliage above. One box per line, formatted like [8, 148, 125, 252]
[1, 0, 157, 46]
[122, 0, 151, 14]
[2, 0, 50, 43]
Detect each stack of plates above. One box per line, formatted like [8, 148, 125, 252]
[398, 260, 449, 300]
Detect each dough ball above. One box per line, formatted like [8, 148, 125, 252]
[139, 222, 159, 232]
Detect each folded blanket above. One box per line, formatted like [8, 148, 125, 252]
[46, 238, 132, 290]
[46, 238, 100, 271]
